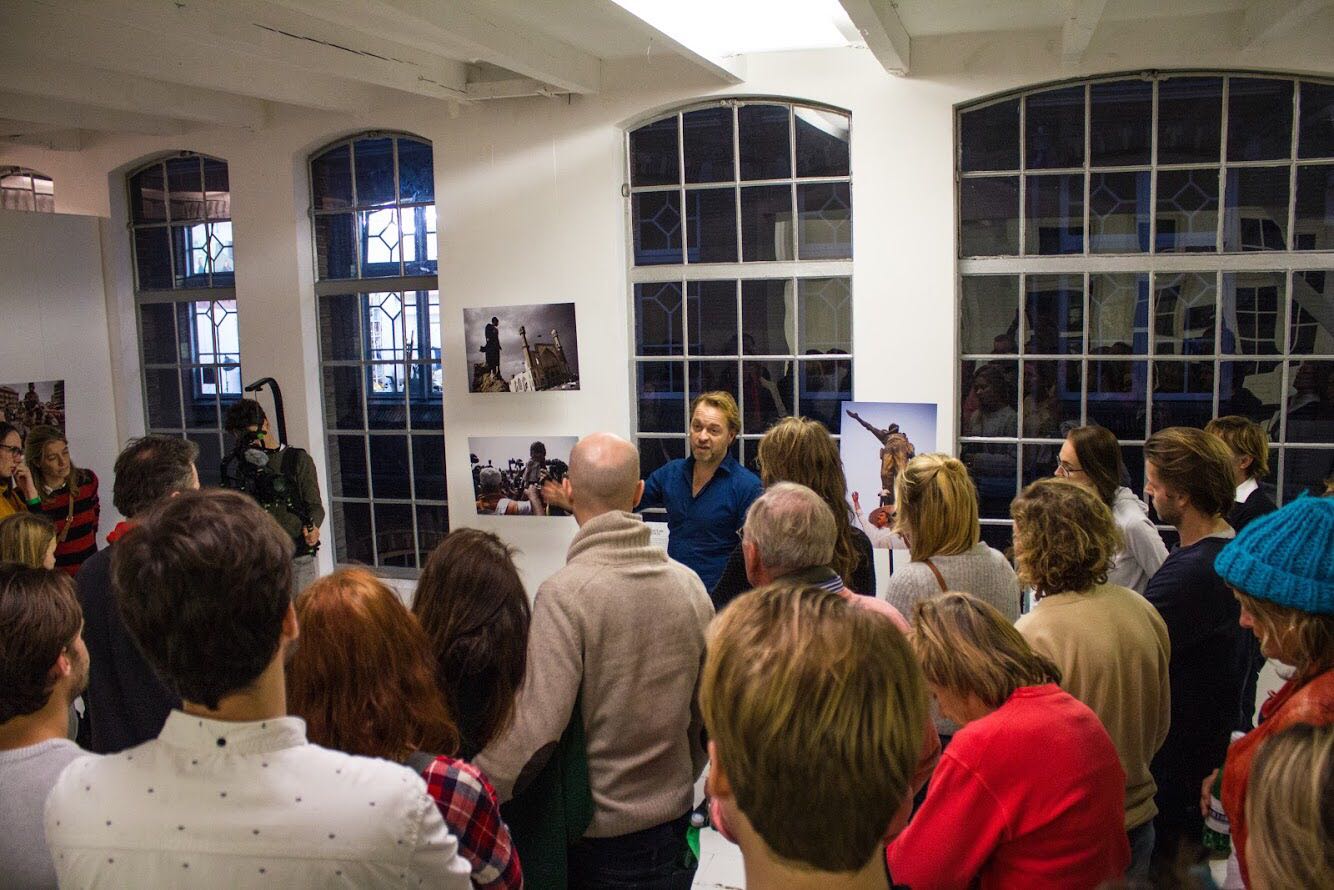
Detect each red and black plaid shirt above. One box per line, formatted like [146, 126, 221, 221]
[419, 755, 522, 889]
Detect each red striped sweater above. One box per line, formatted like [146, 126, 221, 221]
[36, 469, 100, 575]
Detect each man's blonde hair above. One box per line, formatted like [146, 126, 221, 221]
[690, 390, 741, 435]
[1245, 723, 1334, 890]
[1205, 415, 1271, 481]
[700, 583, 926, 873]
[893, 453, 980, 560]
[911, 592, 1062, 709]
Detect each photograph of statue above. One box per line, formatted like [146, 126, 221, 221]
[463, 302, 581, 393]
[468, 435, 577, 517]
[839, 401, 937, 535]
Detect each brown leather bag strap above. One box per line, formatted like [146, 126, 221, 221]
[923, 558, 947, 593]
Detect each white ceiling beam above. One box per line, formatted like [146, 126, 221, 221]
[0, 91, 186, 137]
[1241, 0, 1334, 47]
[837, 0, 911, 76]
[21, 0, 470, 102]
[273, 0, 603, 94]
[1061, 0, 1108, 66]
[0, 56, 268, 129]
[838, 0, 910, 75]
[464, 78, 565, 101]
[3, 1, 379, 114]
[0, 126, 84, 152]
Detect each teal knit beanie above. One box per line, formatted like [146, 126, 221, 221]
[1214, 495, 1334, 616]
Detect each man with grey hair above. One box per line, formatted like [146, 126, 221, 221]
[477, 432, 714, 888]
[737, 480, 941, 836]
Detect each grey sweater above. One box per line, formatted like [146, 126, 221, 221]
[884, 542, 1021, 735]
[0, 738, 87, 890]
[884, 541, 1021, 623]
[475, 510, 714, 838]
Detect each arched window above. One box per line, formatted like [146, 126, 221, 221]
[627, 100, 854, 479]
[309, 132, 443, 572]
[956, 73, 1334, 549]
[127, 153, 240, 484]
[1, 166, 54, 212]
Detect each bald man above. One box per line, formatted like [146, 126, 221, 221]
[476, 433, 714, 888]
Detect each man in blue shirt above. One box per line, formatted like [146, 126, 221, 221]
[639, 391, 762, 591]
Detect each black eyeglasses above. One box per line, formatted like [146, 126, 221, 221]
[0, 445, 22, 458]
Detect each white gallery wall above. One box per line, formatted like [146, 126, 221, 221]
[3, 18, 1331, 592]
[0, 210, 123, 543]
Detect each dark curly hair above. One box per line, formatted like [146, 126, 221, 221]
[412, 528, 530, 758]
[1011, 478, 1121, 598]
[112, 489, 293, 709]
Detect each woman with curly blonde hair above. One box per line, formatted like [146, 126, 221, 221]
[1012, 478, 1171, 879]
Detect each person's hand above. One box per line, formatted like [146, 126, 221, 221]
[302, 525, 321, 546]
[1200, 768, 1218, 818]
[542, 479, 571, 511]
[852, 491, 862, 511]
[12, 460, 37, 501]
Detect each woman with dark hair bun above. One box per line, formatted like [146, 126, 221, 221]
[413, 528, 531, 759]
[414, 529, 592, 890]
[1058, 424, 1167, 594]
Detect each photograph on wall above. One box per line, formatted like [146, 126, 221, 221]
[462, 302, 580, 393]
[469, 435, 578, 517]
[0, 379, 67, 437]
[839, 401, 937, 540]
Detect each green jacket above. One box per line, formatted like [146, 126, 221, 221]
[499, 696, 593, 890]
[265, 446, 325, 544]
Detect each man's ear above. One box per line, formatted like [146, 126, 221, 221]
[632, 479, 645, 510]
[562, 476, 574, 505]
[281, 601, 299, 644]
[706, 740, 732, 801]
[53, 651, 73, 682]
[742, 537, 762, 586]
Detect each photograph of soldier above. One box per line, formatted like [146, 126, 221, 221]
[463, 303, 581, 393]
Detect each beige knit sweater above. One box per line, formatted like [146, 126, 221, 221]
[475, 510, 714, 838]
[1016, 583, 1172, 832]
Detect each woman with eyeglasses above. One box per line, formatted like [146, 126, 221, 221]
[0, 421, 39, 520]
[1057, 425, 1167, 594]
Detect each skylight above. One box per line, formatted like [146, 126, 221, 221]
[611, 0, 860, 61]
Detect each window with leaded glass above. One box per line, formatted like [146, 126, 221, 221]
[1, 167, 54, 212]
[309, 132, 444, 573]
[957, 73, 1334, 549]
[128, 153, 240, 484]
[628, 101, 854, 477]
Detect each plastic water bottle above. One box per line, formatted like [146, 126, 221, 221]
[1202, 731, 1247, 854]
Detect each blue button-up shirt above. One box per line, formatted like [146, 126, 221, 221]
[640, 454, 763, 592]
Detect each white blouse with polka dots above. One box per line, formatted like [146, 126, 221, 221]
[44, 711, 472, 888]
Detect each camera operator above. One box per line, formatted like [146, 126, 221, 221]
[222, 399, 324, 592]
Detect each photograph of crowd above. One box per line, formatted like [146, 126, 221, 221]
[0, 379, 66, 437]
[463, 302, 581, 393]
[468, 435, 577, 516]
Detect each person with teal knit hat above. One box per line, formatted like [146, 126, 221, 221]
[1211, 495, 1334, 888]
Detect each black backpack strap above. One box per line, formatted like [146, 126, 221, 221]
[404, 750, 439, 776]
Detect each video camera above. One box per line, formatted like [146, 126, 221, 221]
[219, 377, 320, 557]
